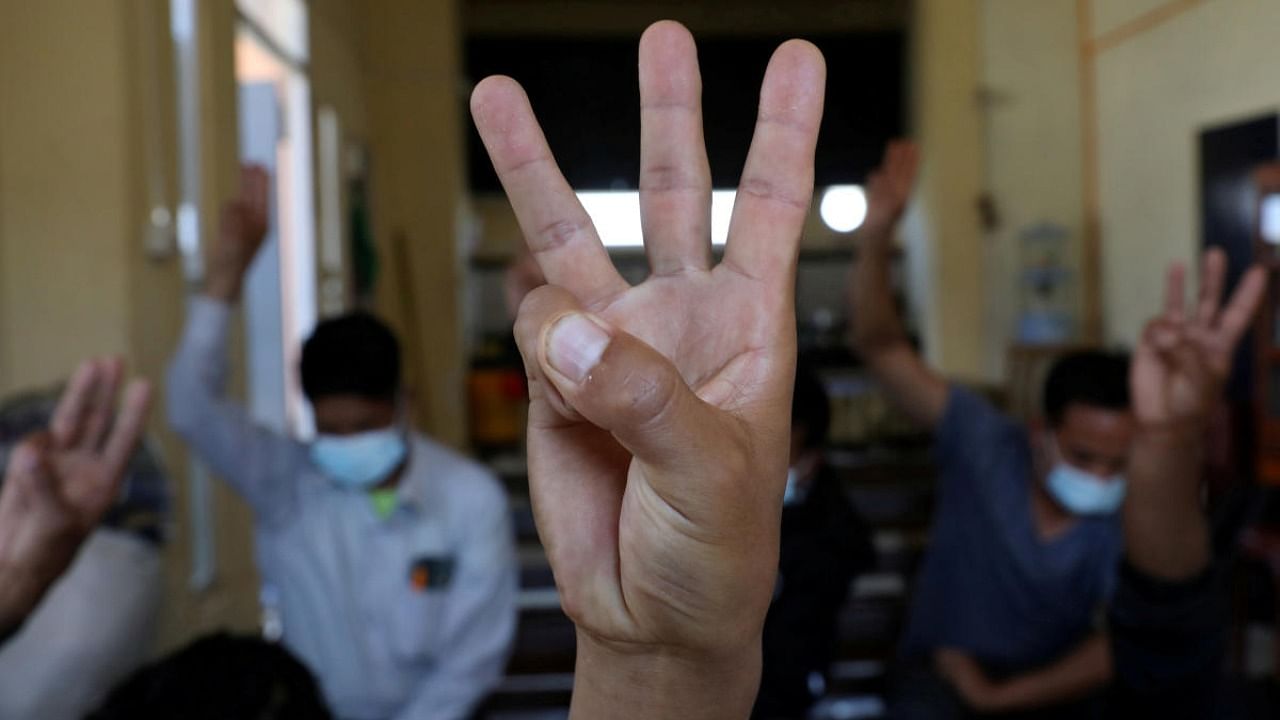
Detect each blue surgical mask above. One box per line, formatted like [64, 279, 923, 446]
[310, 428, 407, 490]
[1046, 463, 1127, 516]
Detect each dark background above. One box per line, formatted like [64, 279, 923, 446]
[466, 32, 905, 192]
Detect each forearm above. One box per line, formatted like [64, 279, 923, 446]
[166, 296, 233, 437]
[989, 633, 1112, 711]
[0, 556, 66, 642]
[849, 227, 907, 356]
[0, 571, 37, 641]
[1123, 426, 1209, 581]
[570, 632, 761, 720]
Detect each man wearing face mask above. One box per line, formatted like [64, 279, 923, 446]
[754, 363, 876, 719]
[851, 143, 1128, 718]
[166, 167, 516, 720]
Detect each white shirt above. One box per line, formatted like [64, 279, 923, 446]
[0, 530, 161, 720]
[167, 296, 516, 720]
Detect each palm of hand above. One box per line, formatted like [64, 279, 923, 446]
[215, 166, 271, 275]
[47, 442, 124, 530]
[553, 271, 792, 646]
[475, 22, 824, 655]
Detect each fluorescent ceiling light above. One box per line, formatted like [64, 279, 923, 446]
[578, 190, 736, 248]
[819, 185, 867, 233]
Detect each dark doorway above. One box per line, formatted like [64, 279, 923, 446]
[1200, 113, 1277, 404]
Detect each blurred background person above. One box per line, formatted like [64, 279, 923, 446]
[166, 169, 516, 720]
[851, 143, 1129, 718]
[754, 362, 877, 719]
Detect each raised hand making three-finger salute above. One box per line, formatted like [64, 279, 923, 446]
[1126, 249, 1266, 580]
[0, 359, 152, 642]
[471, 20, 825, 719]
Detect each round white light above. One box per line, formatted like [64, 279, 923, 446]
[819, 185, 867, 233]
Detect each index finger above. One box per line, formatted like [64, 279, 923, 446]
[1163, 261, 1187, 322]
[471, 76, 629, 308]
[722, 40, 826, 286]
[49, 360, 100, 449]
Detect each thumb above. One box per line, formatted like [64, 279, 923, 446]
[516, 288, 728, 477]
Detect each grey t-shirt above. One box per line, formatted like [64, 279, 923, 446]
[901, 387, 1123, 673]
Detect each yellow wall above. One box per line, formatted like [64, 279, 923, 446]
[974, 0, 1274, 348]
[364, 0, 469, 449]
[978, 0, 1086, 373]
[0, 1, 134, 392]
[1092, 0, 1275, 343]
[907, 0, 991, 382]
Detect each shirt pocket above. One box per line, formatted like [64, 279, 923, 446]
[389, 583, 449, 662]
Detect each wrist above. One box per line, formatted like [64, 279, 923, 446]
[204, 271, 242, 304]
[855, 225, 896, 253]
[1135, 421, 1203, 446]
[569, 631, 761, 720]
[0, 564, 41, 633]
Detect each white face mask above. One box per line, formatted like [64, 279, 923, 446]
[1046, 462, 1127, 516]
[310, 427, 407, 490]
[1043, 436, 1126, 516]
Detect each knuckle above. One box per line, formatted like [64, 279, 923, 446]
[533, 218, 589, 253]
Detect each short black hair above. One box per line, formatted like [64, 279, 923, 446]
[1043, 350, 1131, 427]
[300, 312, 400, 402]
[792, 361, 831, 451]
[89, 633, 331, 720]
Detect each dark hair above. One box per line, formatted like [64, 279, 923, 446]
[89, 633, 331, 720]
[300, 312, 400, 402]
[1043, 350, 1131, 427]
[792, 361, 831, 451]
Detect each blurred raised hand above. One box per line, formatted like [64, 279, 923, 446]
[860, 139, 919, 240]
[206, 165, 270, 303]
[1131, 248, 1266, 430]
[1126, 248, 1266, 580]
[0, 358, 151, 636]
[471, 20, 825, 718]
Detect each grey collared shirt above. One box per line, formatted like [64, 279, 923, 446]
[167, 297, 516, 720]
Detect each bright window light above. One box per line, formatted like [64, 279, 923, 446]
[819, 184, 867, 233]
[578, 190, 736, 248]
[1263, 193, 1280, 245]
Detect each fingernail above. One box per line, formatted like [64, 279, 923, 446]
[546, 313, 611, 384]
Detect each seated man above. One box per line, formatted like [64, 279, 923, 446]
[167, 168, 516, 720]
[0, 380, 167, 720]
[850, 143, 1128, 717]
[755, 363, 876, 719]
